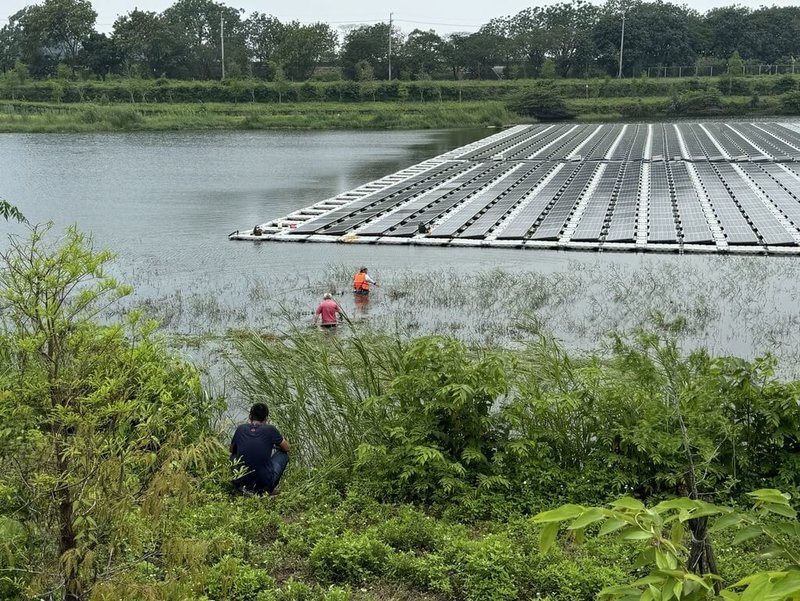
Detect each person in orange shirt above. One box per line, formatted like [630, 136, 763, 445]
[352, 266, 378, 296]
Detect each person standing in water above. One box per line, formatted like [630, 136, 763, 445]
[314, 292, 342, 328]
[352, 266, 378, 296]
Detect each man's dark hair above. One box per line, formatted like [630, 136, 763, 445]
[249, 403, 269, 422]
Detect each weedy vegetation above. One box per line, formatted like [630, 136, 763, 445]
[2, 223, 800, 600]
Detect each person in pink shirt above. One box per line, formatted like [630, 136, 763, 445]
[313, 293, 342, 328]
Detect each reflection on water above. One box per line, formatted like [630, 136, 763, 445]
[2, 128, 800, 378]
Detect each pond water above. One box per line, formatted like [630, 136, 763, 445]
[2, 128, 800, 376]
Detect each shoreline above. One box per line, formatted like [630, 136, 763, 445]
[0, 93, 796, 133]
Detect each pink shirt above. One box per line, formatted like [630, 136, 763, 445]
[315, 299, 341, 324]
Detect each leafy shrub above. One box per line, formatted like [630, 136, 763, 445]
[205, 556, 275, 600]
[670, 89, 723, 115]
[445, 535, 520, 601]
[376, 506, 442, 551]
[105, 106, 144, 128]
[773, 75, 799, 95]
[782, 91, 800, 114]
[386, 552, 452, 593]
[309, 531, 391, 584]
[509, 86, 576, 120]
[353, 337, 510, 503]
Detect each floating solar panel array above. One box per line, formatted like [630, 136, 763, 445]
[230, 122, 800, 254]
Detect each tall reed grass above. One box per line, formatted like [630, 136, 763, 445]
[228, 320, 406, 467]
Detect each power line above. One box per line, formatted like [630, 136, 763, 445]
[394, 18, 482, 28]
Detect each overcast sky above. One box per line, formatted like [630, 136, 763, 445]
[3, 0, 799, 35]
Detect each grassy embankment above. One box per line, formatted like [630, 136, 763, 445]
[1, 75, 799, 131]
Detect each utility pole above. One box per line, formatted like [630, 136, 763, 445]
[220, 14, 225, 80]
[388, 12, 393, 80]
[617, 11, 625, 78]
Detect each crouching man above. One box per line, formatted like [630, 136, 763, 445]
[230, 403, 289, 495]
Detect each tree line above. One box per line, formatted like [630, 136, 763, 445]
[2, 0, 800, 83]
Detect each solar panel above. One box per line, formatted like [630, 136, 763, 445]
[458, 163, 555, 238]
[692, 163, 759, 245]
[687, 124, 725, 160]
[605, 163, 642, 242]
[741, 163, 800, 229]
[586, 124, 624, 160]
[722, 124, 771, 160]
[676, 124, 706, 159]
[648, 162, 678, 243]
[664, 124, 683, 159]
[703, 124, 748, 159]
[757, 124, 800, 153]
[571, 163, 622, 241]
[713, 163, 795, 245]
[390, 164, 515, 237]
[529, 163, 598, 240]
[607, 125, 636, 161]
[649, 125, 665, 160]
[734, 124, 798, 160]
[504, 125, 573, 161]
[430, 163, 544, 237]
[356, 162, 503, 236]
[496, 163, 582, 239]
[265, 121, 800, 252]
[458, 125, 539, 160]
[292, 162, 461, 234]
[671, 162, 714, 244]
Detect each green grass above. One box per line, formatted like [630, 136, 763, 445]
[0, 100, 515, 132]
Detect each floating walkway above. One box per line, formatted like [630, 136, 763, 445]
[230, 122, 800, 254]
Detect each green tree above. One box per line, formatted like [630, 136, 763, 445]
[112, 10, 181, 77]
[78, 32, 121, 79]
[542, 0, 599, 77]
[703, 6, 752, 60]
[162, 0, 247, 79]
[540, 57, 557, 78]
[0, 225, 223, 600]
[340, 22, 401, 80]
[403, 29, 446, 79]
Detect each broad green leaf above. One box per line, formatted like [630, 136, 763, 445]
[710, 512, 745, 532]
[738, 573, 772, 601]
[533, 504, 585, 523]
[612, 497, 645, 511]
[621, 526, 655, 541]
[732, 525, 764, 545]
[762, 503, 797, 519]
[654, 498, 699, 512]
[599, 517, 629, 536]
[539, 521, 559, 553]
[767, 571, 800, 598]
[670, 521, 685, 547]
[569, 508, 607, 530]
[655, 549, 679, 571]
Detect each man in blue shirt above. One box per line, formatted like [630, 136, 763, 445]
[230, 403, 290, 495]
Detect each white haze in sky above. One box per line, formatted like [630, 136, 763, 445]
[3, 0, 800, 35]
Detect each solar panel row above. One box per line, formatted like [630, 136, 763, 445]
[292, 162, 461, 234]
[356, 162, 503, 236]
[275, 123, 800, 251]
[605, 163, 642, 242]
[391, 163, 519, 237]
[459, 163, 556, 238]
[571, 164, 622, 241]
[529, 163, 599, 240]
